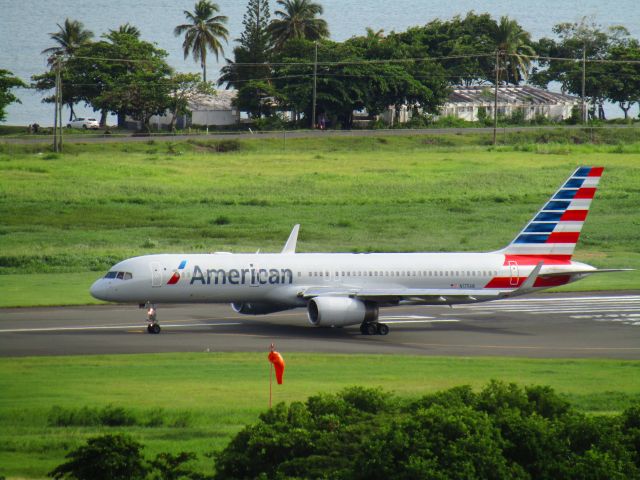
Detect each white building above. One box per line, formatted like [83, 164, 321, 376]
[441, 85, 579, 122]
[377, 85, 580, 126]
[139, 90, 240, 130]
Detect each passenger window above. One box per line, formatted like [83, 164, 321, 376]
[124, 272, 133, 280]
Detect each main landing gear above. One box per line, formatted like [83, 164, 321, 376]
[359, 322, 389, 336]
[144, 302, 161, 334]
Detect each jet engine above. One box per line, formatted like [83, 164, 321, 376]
[307, 296, 378, 327]
[231, 302, 294, 315]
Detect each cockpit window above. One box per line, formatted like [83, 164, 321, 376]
[105, 271, 133, 280]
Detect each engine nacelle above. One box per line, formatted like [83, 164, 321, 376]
[231, 302, 294, 315]
[307, 297, 378, 327]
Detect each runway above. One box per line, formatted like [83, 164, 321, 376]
[1, 292, 639, 359]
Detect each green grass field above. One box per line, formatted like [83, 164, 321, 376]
[1, 352, 639, 478]
[1, 132, 639, 307]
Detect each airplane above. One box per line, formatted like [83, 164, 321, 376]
[90, 166, 631, 335]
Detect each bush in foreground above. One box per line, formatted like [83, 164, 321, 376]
[214, 382, 640, 479]
[48, 434, 206, 480]
[46, 382, 640, 479]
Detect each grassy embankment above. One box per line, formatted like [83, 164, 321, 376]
[1, 352, 640, 478]
[1, 129, 639, 307]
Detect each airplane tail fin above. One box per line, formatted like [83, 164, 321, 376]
[498, 166, 603, 261]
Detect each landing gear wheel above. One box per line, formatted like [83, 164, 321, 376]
[365, 323, 378, 335]
[150, 323, 161, 334]
[376, 323, 389, 336]
[147, 324, 152, 333]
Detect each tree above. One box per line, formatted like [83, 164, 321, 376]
[214, 382, 640, 479]
[166, 73, 215, 131]
[270, 38, 449, 128]
[268, 0, 329, 50]
[532, 18, 631, 120]
[41, 18, 94, 121]
[218, 0, 274, 118]
[48, 434, 147, 480]
[110, 23, 141, 38]
[42, 18, 94, 61]
[604, 40, 640, 118]
[0, 69, 26, 123]
[36, 31, 173, 130]
[174, 0, 229, 83]
[493, 16, 536, 84]
[393, 12, 501, 86]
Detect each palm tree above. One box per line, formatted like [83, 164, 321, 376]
[493, 16, 536, 84]
[42, 19, 93, 121]
[268, 0, 329, 49]
[112, 23, 141, 38]
[42, 18, 94, 61]
[174, 0, 229, 83]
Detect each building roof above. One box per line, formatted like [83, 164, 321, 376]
[188, 90, 237, 111]
[447, 85, 578, 105]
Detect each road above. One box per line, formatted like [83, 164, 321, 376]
[2, 124, 638, 145]
[1, 292, 639, 358]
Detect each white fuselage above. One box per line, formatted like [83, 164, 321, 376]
[90, 251, 589, 306]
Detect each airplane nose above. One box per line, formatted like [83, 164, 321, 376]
[90, 279, 109, 300]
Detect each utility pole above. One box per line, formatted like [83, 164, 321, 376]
[493, 49, 500, 145]
[52, 57, 59, 152]
[57, 59, 63, 152]
[311, 41, 317, 129]
[581, 43, 587, 124]
[52, 57, 64, 153]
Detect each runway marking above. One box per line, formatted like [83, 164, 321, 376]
[467, 295, 640, 304]
[0, 322, 241, 333]
[382, 319, 461, 324]
[454, 296, 640, 316]
[462, 308, 640, 314]
[569, 313, 640, 326]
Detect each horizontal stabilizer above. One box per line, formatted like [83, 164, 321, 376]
[540, 268, 634, 277]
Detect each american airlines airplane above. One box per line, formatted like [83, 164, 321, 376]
[90, 166, 630, 335]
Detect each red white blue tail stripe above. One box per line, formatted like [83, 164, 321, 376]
[499, 166, 603, 262]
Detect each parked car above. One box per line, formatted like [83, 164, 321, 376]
[67, 118, 99, 129]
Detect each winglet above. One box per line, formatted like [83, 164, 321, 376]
[281, 224, 300, 254]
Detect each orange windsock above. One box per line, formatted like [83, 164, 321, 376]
[268, 349, 285, 385]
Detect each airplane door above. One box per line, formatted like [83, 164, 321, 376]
[151, 262, 162, 287]
[508, 261, 519, 286]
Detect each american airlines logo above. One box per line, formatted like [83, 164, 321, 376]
[190, 265, 293, 286]
[167, 260, 187, 285]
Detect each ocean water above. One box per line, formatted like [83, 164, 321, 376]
[2, 0, 639, 125]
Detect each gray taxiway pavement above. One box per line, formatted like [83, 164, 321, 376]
[1, 292, 640, 359]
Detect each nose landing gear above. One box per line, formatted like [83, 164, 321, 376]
[144, 302, 161, 334]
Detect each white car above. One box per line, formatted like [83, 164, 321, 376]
[67, 118, 99, 129]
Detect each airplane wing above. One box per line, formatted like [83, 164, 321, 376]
[299, 263, 546, 304]
[300, 286, 508, 304]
